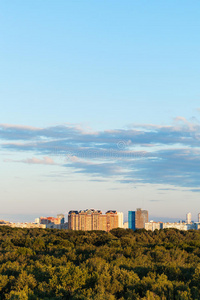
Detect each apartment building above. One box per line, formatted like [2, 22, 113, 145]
[68, 209, 120, 231]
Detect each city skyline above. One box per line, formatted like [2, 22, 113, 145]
[1, 208, 200, 232]
[1, 1, 200, 222]
[1, 207, 200, 226]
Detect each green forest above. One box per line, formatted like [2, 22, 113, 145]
[0, 227, 200, 299]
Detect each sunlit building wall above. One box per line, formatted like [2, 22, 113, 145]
[186, 212, 192, 224]
[117, 212, 124, 228]
[68, 209, 119, 231]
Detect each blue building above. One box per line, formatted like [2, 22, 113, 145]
[128, 211, 136, 230]
[128, 208, 148, 230]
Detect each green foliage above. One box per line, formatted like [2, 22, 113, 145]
[0, 227, 200, 299]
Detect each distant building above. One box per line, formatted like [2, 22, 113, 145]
[128, 208, 148, 230]
[196, 223, 200, 230]
[57, 214, 65, 224]
[186, 212, 192, 224]
[123, 222, 128, 229]
[198, 213, 200, 223]
[187, 223, 196, 230]
[106, 210, 119, 231]
[0, 220, 46, 229]
[40, 217, 61, 226]
[0, 220, 11, 226]
[0, 217, 67, 230]
[128, 211, 135, 230]
[145, 220, 200, 231]
[162, 222, 196, 230]
[68, 209, 119, 232]
[38, 214, 67, 229]
[145, 221, 163, 231]
[117, 212, 124, 228]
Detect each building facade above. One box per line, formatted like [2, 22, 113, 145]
[128, 211, 136, 230]
[38, 214, 67, 229]
[68, 209, 119, 232]
[128, 208, 148, 230]
[57, 214, 65, 224]
[39, 217, 61, 226]
[145, 221, 198, 231]
[162, 222, 189, 230]
[186, 212, 192, 224]
[123, 222, 128, 229]
[145, 221, 163, 231]
[117, 212, 124, 228]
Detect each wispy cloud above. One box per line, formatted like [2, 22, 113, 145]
[4, 156, 57, 165]
[1, 118, 200, 188]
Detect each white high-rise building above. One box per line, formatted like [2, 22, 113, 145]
[186, 212, 192, 224]
[117, 212, 124, 228]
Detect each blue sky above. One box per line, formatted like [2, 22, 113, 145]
[1, 1, 200, 222]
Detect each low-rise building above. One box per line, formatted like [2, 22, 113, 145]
[145, 221, 163, 231]
[38, 214, 66, 229]
[123, 222, 128, 229]
[161, 222, 188, 230]
[0, 221, 46, 229]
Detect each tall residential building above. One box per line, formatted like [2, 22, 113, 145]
[106, 210, 119, 232]
[198, 213, 200, 223]
[128, 208, 148, 230]
[117, 212, 124, 228]
[128, 211, 136, 230]
[68, 209, 119, 232]
[186, 212, 192, 224]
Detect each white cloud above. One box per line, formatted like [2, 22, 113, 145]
[1, 118, 200, 188]
[4, 156, 57, 165]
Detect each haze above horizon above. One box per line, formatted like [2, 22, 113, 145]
[1, 1, 200, 222]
